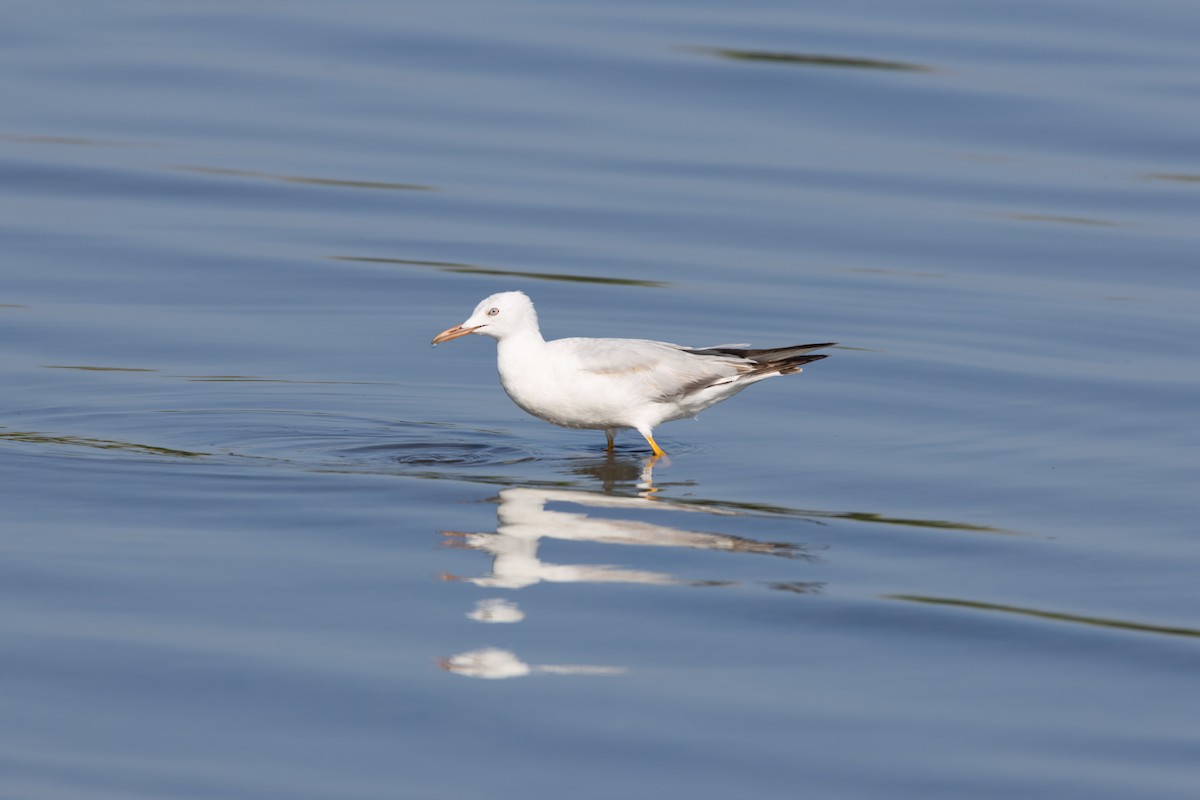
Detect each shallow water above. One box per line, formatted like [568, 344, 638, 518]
[2, 1, 1198, 798]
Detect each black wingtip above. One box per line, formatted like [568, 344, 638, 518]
[687, 342, 837, 361]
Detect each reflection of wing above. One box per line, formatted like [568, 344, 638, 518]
[467, 545, 680, 588]
[507, 563, 678, 585]
[498, 488, 804, 557]
[519, 487, 739, 516]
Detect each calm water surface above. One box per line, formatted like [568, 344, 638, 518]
[2, 1, 1198, 798]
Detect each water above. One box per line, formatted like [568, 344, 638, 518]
[2, 1, 1198, 797]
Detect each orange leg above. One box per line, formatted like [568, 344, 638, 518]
[639, 430, 666, 458]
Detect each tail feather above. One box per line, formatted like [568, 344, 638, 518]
[745, 353, 828, 377]
[678, 343, 834, 396]
[685, 342, 836, 362]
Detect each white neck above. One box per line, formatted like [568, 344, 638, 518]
[495, 327, 546, 391]
[497, 324, 545, 351]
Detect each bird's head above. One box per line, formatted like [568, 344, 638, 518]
[431, 291, 538, 344]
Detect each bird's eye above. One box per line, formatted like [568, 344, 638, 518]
[487, 307, 500, 316]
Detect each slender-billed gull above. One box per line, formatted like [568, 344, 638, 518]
[431, 291, 832, 456]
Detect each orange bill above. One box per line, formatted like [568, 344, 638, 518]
[431, 324, 480, 344]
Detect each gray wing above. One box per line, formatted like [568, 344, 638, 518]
[554, 337, 745, 401]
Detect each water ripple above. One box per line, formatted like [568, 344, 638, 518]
[2, 407, 535, 473]
[338, 440, 534, 467]
[692, 46, 935, 73]
[161, 410, 535, 472]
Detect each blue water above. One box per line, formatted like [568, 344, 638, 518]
[2, 1, 1198, 798]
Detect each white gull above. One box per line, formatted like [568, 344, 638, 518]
[431, 291, 832, 457]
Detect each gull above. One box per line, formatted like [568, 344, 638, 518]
[431, 291, 833, 457]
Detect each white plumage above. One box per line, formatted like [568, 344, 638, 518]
[432, 291, 832, 456]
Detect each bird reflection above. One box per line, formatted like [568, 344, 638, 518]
[439, 460, 821, 678]
[440, 484, 808, 590]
